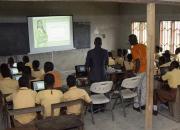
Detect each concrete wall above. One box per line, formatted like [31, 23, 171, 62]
[0, 2, 122, 75]
[118, 3, 180, 49]
[1, 2, 180, 77]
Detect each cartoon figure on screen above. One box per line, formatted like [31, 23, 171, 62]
[35, 20, 48, 48]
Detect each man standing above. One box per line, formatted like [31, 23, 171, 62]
[129, 34, 147, 111]
[86, 37, 108, 83]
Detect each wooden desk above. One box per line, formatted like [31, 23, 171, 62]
[35, 115, 83, 130]
[6, 127, 37, 130]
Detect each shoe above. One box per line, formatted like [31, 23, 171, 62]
[153, 110, 158, 116]
[133, 106, 140, 112]
[141, 105, 146, 110]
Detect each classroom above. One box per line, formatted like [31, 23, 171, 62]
[0, 1, 180, 130]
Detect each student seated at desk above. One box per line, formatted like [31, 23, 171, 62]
[160, 50, 171, 67]
[155, 46, 162, 60]
[175, 47, 180, 62]
[44, 62, 62, 88]
[63, 75, 91, 115]
[7, 57, 15, 68]
[115, 49, 124, 67]
[0, 63, 18, 95]
[32, 60, 44, 79]
[12, 76, 37, 124]
[122, 49, 128, 61]
[124, 54, 134, 71]
[153, 61, 180, 115]
[108, 52, 115, 66]
[22, 66, 36, 81]
[36, 73, 63, 117]
[17, 62, 24, 74]
[23, 55, 32, 69]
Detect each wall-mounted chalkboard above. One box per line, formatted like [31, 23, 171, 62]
[0, 23, 30, 56]
[73, 22, 90, 49]
[0, 22, 90, 56]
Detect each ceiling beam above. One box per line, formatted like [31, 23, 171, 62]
[0, 0, 180, 4]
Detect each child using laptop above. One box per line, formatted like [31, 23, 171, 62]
[32, 60, 44, 80]
[43, 62, 62, 88]
[124, 54, 134, 71]
[12, 76, 37, 125]
[36, 73, 63, 117]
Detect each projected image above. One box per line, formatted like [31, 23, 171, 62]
[32, 16, 72, 48]
[36, 20, 48, 47]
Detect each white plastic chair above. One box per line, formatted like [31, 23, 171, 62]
[113, 76, 141, 117]
[90, 81, 114, 124]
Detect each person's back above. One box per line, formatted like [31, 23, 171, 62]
[63, 75, 91, 115]
[108, 52, 115, 66]
[32, 69, 44, 80]
[44, 62, 62, 88]
[86, 37, 108, 82]
[22, 66, 36, 81]
[48, 70, 62, 88]
[36, 89, 63, 117]
[12, 76, 37, 124]
[0, 78, 18, 95]
[0, 64, 18, 94]
[124, 54, 134, 71]
[115, 49, 124, 66]
[23, 55, 32, 69]
[32, 60, 44, 79]
[175, 47, 180, 62]
[36, 74, 63, 117]
[131, 44, 147, 73]
[162, 68, 180, 89]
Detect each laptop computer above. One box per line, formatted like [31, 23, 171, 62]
[12, 74, 22, 81]
[13, 63, 17, 68]
[10, 68, 19, 75]
[75, 65, 88, 78]
[31, 80, 45, 91]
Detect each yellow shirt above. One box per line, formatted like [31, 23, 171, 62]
[0, 77, 18, 94]
[63, 86, 91, 115]
[175, 53, 180, 62]
[12, 87, 37, 124]
[162, 69, 180, 88]
[25, 62, 32, 69]
[36, 89, 63, 117]
[108, 57, 115, 66]
[115, 57, 124, 66]
[32, 69, 45, 80]
[124, 61, 134, 71]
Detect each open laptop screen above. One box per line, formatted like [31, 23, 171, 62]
[12, 74, 22, 81]
[32, 80, 45, 91]
[10, 68, 19, 75]
[75, 65, 88, 77]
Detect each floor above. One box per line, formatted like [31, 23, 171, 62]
[0, 105, 180, 130]
[84, 106, 180, 130]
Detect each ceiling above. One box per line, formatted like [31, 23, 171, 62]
[0, 0, 179, 4]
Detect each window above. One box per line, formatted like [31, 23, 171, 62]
[160, 21, 180, 53]
[131, 22, 147, 45]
